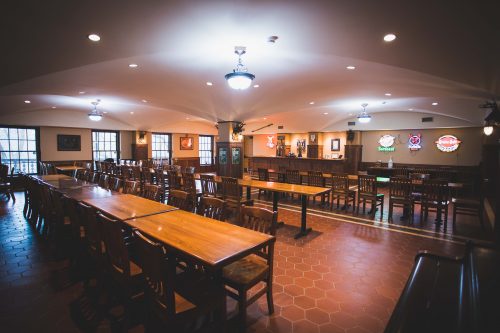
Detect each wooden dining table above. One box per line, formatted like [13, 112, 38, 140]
[32, 174, 96, 189]
[124, 209, 275, 331]
[58, 186, 122, 201]
[83, 194, 178, 220]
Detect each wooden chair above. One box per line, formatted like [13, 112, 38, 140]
[197, 196, 226, 221]
[394, 168, 409, 178]
[222, 206, 277, 330]
[0, 165, 15, 202]
[388, 177, 414, 223]
[182, 172, 202, 212]
[452, 191, 484, 230]
[285, 169, 301, 199]
[49, 188, 73, 255]
[109, 177, 123, 192]
[184, 166, 195, 174]
[98, 213, 143, 330]
[200, 174, 218, 198]
[221, 177, 253, 222]
[421, 179, 450, 229]
[167, 170, 181, 191]
[409, 172, 430, 205]
[78, 202, 106, 283]
[257, 168, 270, 199]
[133, 230, 220, 332]
[168, 189, 190, 211]
[330, 174, 356, 213]
[155, 169, 166, 203]
[356, 175, 384, 219]
[122, 180, 139, 194]
[89, 172, 100, 183]
[142, 184, 161, 202]
[307, 170, 329, 205]
[98, 173, 109, 189]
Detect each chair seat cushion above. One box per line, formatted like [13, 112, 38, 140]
[223, 254, 268, 287]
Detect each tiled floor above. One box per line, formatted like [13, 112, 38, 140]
[0, 191, 487, 332]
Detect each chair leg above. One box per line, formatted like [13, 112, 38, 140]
[388, 201, 393, 222]
[238, 290, 248, 331]
[452, 206, 457, 230]
[266, 281, 274, 315]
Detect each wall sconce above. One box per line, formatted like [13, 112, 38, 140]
[138, 131, 146, 143]
[480, 101, 500, 136]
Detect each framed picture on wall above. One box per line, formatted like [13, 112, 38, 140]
[179, 136, 194, 150]
[57, 134, 81, 151]
[219, 147, 227, 164]
[231, 147, 241, 164]
[331, 138, 340, 151]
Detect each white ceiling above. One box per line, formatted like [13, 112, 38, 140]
[1, 0, 499, 134]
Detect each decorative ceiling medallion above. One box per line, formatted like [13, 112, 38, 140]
[378, 134, 395, 152]
[435, 135, 461, 152]
[408, 133, 422, 151]
[266, 136, 275, 148]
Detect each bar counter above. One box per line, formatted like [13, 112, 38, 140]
[248, 156, 346, 173]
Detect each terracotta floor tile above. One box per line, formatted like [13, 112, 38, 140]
[280, 305, 305, 322]
[306, 308, 331, 325]
[293, 295, 316, 309]
[293, 319, 320, 333]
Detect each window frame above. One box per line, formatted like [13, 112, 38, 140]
[91, 129, 120, 162]
[0, 125, 41, 174]
[199, 135, 214, 166]
[151, 132, 172, 164]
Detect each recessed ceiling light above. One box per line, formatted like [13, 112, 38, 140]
[51, 106, 56, 109]
[408, 108, 414, 111]
[346, 65, 356, 70]
[432, 102, 438, 106]
[24, 100, 31, 104]
[263, 117, 267, 120]
[103, 111, 108, 114]
[323, 112, 329, 115]
[309, 101, 315, 105]
[79, 91, 86, 95]
[385, 93, 392, 96]
[130, 112, 134, 114]
[349, 113, 353, 116]
[128, 63, 138, 68]
[141, 99, 148, 103]
[186, 117, 190, 120]
[384, 33, 397, 42]
[88, 34, 101, 42]
[253, 84, 259, 88]
[206, 82, 213, 86]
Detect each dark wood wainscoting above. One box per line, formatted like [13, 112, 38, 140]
[248, 156, 346, 174]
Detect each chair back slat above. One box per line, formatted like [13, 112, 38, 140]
[358, 175, 377, 195]
[168, 189, 190, 211]
[286, 169, 301, 185]
[307, 171, 324, 187]
[98, 213, 130, 276]
[258, 168, 269, 181]
[142, 184, 161, 202]
[332, 174, 350, 192]
[78, 202, 103, 256]
[122, 180, 139, 194]
[221, 177, 240, 201]
[167, 170, 181, 190]
[200, 174, 218, 197]
[389, 177, 412, 198]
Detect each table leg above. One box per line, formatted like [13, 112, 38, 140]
[273, 191, 284, 227]
[246, 186, 251, 200]
[213, 269, 227, 333]
[294, 195, 312, 239]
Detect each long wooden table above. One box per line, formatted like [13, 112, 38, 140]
[32, 174, 96, 189]
[125, 210, 275, 331]
[59, 186, 122, 201]
[83, 194, 178, 220]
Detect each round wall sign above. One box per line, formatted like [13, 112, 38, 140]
[408, 133, 422, 151]
[435, 135, 461, 152]
[378, 135, 396, 151]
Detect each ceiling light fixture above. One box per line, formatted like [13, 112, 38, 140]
[141, 99, 148, 103]
[88, 99, 103, 121]
[323, 112, 329, 115]
[385, 93, 392, 96]
[357, 103, 372, 123]
[309, 101, 315, 105]
[253, 84, 259, 88]
[88, 34, 101, 42]
[384, 33, 396, 42]
[346, 65, 356, 70]
[225, 46, 255, 90]
[128, 63, 138, 68]
[206, 82, 213, 86]
[24, 100, 31, 104]
[432, 102, 438, 106]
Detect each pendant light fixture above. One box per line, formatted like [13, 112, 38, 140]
[480, 101, 500, 136]
[88, 99, 103, 121]
[357, 103, 372, 123]
[225, 46, 255, 90]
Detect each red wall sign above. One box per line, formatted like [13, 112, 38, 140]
[435, 135, 461, 152]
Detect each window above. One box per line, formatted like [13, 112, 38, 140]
[92, 130, 119, 161]
[0, 127, 39, 174]
[199, 135, 213, 165]
[152, 133, 171, 163]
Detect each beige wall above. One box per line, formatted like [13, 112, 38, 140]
[40, 127, 135, 161]
[172, 133, 199, 158]
[252, 134, 277, 157]
[321, 132, 347, 158]
[40, 127, 92, 161]
[361, 127, 483, 166]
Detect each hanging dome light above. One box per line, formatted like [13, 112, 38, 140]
[88, 99, 103, 121]
[225, 46, 255, 90]
[357, 103, 372, 123]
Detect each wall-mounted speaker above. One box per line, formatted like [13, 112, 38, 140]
[347, 130, 355, 142]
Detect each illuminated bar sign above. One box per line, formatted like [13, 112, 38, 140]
[408, 133, 422, 151]
[378, 134, 395, 152]
[435, 135, 461, 152]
